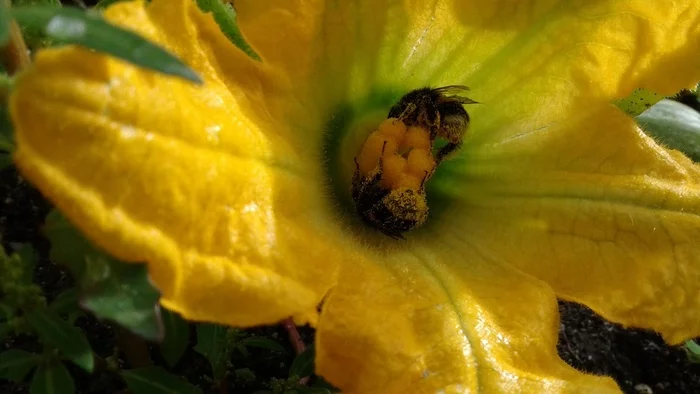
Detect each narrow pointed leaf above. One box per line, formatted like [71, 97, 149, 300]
[194, 323, 229, 380]
[11, 6, 201, 83]
[24, 308, 93, 372]
[159, 308, 190, 367]
[0, 349, 40, 383]
[195, 0, 259, 60]
[30, 362, 75, 394]
[121, 366, 202, 394]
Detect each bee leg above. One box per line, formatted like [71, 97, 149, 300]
[378, 140, 388, 171]
[419, 170, 429, 192]
[436, 141, 462, 163]
[395, 102, 418, 122]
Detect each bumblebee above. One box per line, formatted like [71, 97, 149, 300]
[351, 86, 476, 238]
[388, 85, 477, 162]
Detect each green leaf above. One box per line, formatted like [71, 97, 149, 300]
[48, 288, 80, 316]
[0, 152, 12, 170]
[24, 308, 94, 372]
[614, 88, 663, 117]
[11, 6, 201, 83]
[0, 349, 41, 383]
[238, 337, 286, 353]
[30, 362, 75, 394]
[121, 366, 202, 394]
[44, 210, 163, 341]
[685, 339, 700, 363]
[43, 210, 91, 278]
[16, 243, 37, 283]
[234, 367, 256, 382]
[0, 2, 11, 47]
[79, 258, 163, 341]
[159, 308, 190, 368]
[195, 0, 259, 61]
[0, 101, 15, 153]
[194, 323, 229, 380]
[636, 99, 700, 162]
[288, 344, 315, 379]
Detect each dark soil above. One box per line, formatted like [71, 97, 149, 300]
[3, 166, 700, 394]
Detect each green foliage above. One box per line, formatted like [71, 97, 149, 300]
[0, 2, 11, 46]
[0, 349, 40, 383]
[24, 308, 94, 372]
[44, 210, 164, 341]
[288, 344, 315, 379]
[11, 6, 201, 83]
[684, 339, 700, 363]
[121, 366, 203, 394]
[238, 336, 287, 353]
[194, 323, 231, 380]
[195, 0, 260, 60]
[159, 308, 190, 368]
[30, 362, 75, 394]
[636, 99, 700, 161]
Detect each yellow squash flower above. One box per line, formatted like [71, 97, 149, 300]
[10, 0, 700, 392]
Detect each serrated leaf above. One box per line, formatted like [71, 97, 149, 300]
[44, 210, 163, 341]
[30, 362, 75, 394]
[159, 308, 190, 368]
[48, 288, 80, 316]
[288, 344, 315, 379]
[195, 0, 259, 60]
[121, 366, 202, 394]
[0, 349, 41, 383]
[637, 99, 700, 162]
[11, 6, 201, 83]
[194, 323, 229, 380]
[238, 337, 286, 353]
[79, 259, 163, 341]
[24, 308, 94, 372]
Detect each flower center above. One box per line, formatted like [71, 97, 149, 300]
[323, 87, 475, 240]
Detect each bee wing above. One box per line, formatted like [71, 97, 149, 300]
[433, 85, 479, 104]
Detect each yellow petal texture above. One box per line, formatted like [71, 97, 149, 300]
[433, 104, 700, 344]
[235, 0, 700, 120]
[10, 0, 345, 326]
[316, 246, 621, 393]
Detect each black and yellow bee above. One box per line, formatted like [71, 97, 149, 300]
[351, 86, 477, 239]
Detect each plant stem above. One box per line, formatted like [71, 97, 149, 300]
[281, 317, 305, 355]
[115, 326, 152, 368]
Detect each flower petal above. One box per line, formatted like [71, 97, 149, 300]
[316, 245, 620, 393]
[10, 0, 342, 326]
[234, 1, 700, 109]
[435, 104, 700, 343]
